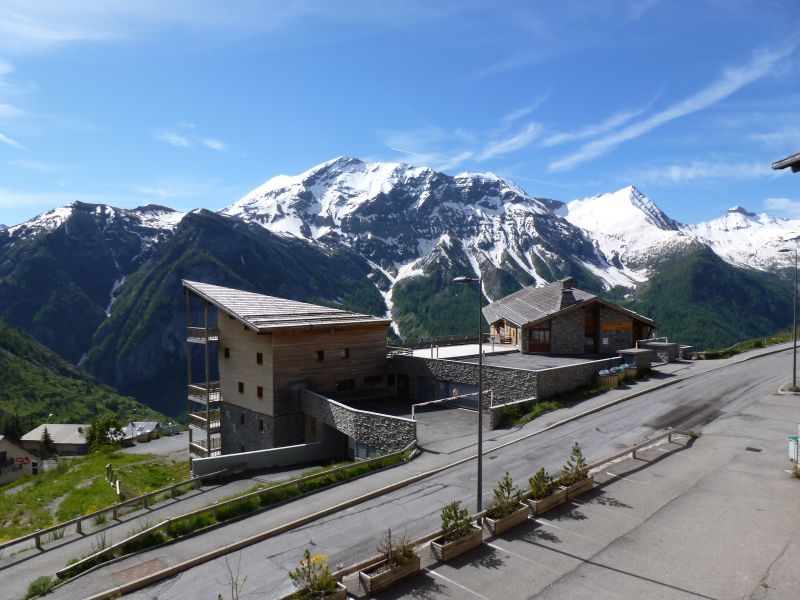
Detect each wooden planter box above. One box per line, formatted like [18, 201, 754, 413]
[566, 475, 594, 499]
[527, 486, 567, 516]
[430, 525, 483, 561]
[484, 504, 529, 536]
[280, 581, 346, 600]
[359, 555, 420, 595]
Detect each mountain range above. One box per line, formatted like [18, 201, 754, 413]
[1, 157, 796, 415]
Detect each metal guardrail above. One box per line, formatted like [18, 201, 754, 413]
[56, 443, 417, 580]
[410, 390, 494, 419]
[186, 326, 219, 342]
[0, 467, 234, 554]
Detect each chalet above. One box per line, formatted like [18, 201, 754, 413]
[183, 280, 391, 459]
[482, 278, 657, 355]
[0, 435, 34, 486]
[20, 424, 89, 456]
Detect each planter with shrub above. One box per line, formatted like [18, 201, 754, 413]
[287, 549, 346, 600]
[359, 528, 420, 594]
[560, 442, 593, 499]
[483, 472, 528, 535]
[527, 467, 566, 516]
[430, 500, 482, 561]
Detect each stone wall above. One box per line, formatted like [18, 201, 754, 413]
[300, 389, 416, 454]
[390, 355, 537, 406]
[535, 356, 621, 399]
[598, 306, 635, 354]
[549, 310, 585, 354]
[219, 403, 304, 453]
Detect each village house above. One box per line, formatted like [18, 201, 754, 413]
[183, 280, 392, 460]
[482, 277, 657, 355]
[0, 435, 34, 486]
[20, 424, 89, 456]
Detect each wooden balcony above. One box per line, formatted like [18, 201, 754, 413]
[189, 435, 222, 458]
[186, 326, 220, 343]
[189, 409, 221, 433]
[188, 381, 221, 405]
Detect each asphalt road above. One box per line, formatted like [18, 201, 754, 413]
[5, 345, 794, 600]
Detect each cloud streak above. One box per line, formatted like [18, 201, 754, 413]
[630, 160, 769, 184]
[549, 44, 795, 172]
[477, 123, 540, 161]
[0, 131, 23, 149]
[765, 197, 800, 217]
[154, 126, 227, 151]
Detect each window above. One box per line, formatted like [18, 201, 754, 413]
[258, 419, 264, 432]
[240, 445, 245, 453]
[387, 373, 396, 387]
[336, 378, 355, 391]
[528, 328, 550, 345]
[240, 413, 245, 425]
[256, 352, 263, 365]
[257, 386, 263, 399]
[224, 347, 230, 359]
[341, 348, 350, 359]
[238, 381, 244, 393]
[364, 374, 383, 386]
[316, 350, 324, 362]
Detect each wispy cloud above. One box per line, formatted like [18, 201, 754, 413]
[549, 44, 795, 172]
[0, 102, 24, 119]
[544, 109, 643, 147]
[499, 95, 551, 129]
[154, 126, 227, 151]
[477, 123, 540, 161]
[10, 159, 69, 174]
[0, 131, 24, 149]
[765, 197, 800, 217]
[630, 160, 769, 184]
[0, 188, 104, 209]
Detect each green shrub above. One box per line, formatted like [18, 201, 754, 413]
[216, 498, 259, 522]
[485, 472, 523, 519]
[120, 529, 167, 554]
[528, 468, 557, 500]
[559, 442, 588, 486]
[25, 575, 54, 599]
[440, 500, 473, 543]
[169, 512, 215, 537]
[289, 549, 337, 599]
[376, 528, 416, 568]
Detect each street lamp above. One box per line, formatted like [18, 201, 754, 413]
[779, 247, 798, 390]
[453, 274, 483, 514]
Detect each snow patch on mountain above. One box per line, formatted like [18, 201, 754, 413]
[7, 205, 75, 236]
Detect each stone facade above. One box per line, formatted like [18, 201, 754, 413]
[618, 348, 652, 370]
[549, 310, 585, 354]
[597, 306, 635, 355]
[535, 357, 621, 399]
[390, 355, 537, 406]
[300, 389, 415, 454]
[219, 402, 304, 453]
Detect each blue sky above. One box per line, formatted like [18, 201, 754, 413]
[1, 0, 800, 226]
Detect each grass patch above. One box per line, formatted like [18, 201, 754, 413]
[704, 330, 792, 359]
[0, 450, 189, 542]
[24, 575, 54, 599]
[495, 382, 623, 428]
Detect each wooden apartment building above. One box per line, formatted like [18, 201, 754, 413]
[183, 281, 390, 459]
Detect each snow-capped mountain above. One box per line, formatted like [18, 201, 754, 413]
[223, 157, 644, 307]
[686, 206, 800, 271]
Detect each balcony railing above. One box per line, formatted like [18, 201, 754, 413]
[189, 435, 222, 458]
[188, 381, 221, 405]
[189, 409, 221, 433]
[186, 326, 220, 343]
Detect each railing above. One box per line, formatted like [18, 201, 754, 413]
[386, 346, 413, 357]
[411, 390, 494, 419]
[186, 326, 219, 343]
[189, 410, 221, 432]
[0, 466, 236, 554]
[187, 381, 221, 404]
[189, 436, 222, 458]
[56, 442, 416, 581]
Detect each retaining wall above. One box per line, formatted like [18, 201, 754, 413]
[535, 356, 621, 399]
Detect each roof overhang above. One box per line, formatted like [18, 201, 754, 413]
[772, 152, 800, 173]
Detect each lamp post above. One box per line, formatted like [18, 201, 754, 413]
[453, 274, 483, 514]
[779, 247, 798, 390]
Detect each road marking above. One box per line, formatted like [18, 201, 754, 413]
[534, 519, 599, 543]
[484, 541, 558, 571]
[605, 471, 648, 484]
[423, 567, 492, 599]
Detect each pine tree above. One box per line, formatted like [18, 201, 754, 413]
[39, 426, 56, 458]
[560, 442, 588, 486]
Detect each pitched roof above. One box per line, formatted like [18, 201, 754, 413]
[772, 152, 800, 173]
[483, 278, 657, 328]
[183, 280, 391, 333]
[20, 424, 89, 445]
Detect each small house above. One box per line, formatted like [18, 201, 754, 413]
[0, 436, 34, 486]
[20, 424, 89, 456]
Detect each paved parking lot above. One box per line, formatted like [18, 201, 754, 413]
[462, 351, 614, 371]
[341, 380, 800, 599]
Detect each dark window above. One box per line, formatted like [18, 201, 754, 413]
[256, 352, 263, 365]
[257, 386, 263, 398]
[529, 328, 550, 344]
[387, 373, 396, 386]
[224, 347, 230, 359]
[240, 445, 245, 453]
[341, 348, 350, 359]
[238, 381, 244, 393]
[258, 419, 264, 432]
[240, 413, 245, 425]
[336, 378, 356, 391]
[364, 374, 383, 386]
[316, 350, 324, 362]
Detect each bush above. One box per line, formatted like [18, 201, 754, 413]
[376, 528, 416, 568]
[289, 548, 337, 599]
[440, 500, 473, 543]
[25, 575, 54, 599]
[528, 468, 557, 500]
[169, 512, 215, 537]
[216, 498, 259, 522]
[485, 472, 523, 519]
[559, 442, 588, 486]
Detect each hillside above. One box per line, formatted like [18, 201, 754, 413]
[0, 319, 165, 431]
